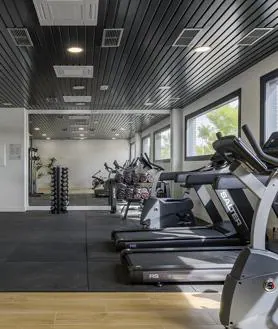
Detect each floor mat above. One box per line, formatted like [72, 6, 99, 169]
[0, 261, 88, 291]
[0, 211, 223, 293]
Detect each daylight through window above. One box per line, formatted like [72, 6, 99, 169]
[264, 76, 278, 142]
[154, 127, 171, 161]
[186, 96, 239, 158]
[142, 136, 151, 157]
[130, 142, 135, 160]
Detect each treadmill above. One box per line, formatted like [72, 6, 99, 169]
[112, 171, 254, 250]
[120, 131, 272, 284]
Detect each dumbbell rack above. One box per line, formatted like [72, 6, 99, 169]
[50, 166, 69, 214]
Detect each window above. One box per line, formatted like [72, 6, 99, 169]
[185, 90, 241, 160]
[261, 69, 278, 144]
[154, 126, 171, 161]
[142, 136, 151, 157]
[130, 142, 135, 160]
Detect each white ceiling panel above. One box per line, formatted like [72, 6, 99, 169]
[33, 0, 99, 26]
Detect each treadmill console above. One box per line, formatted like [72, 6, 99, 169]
[212, 135, 268, 173]
[263, 132, 278, 158]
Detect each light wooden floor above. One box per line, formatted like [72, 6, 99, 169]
[0, 292, 222, 329]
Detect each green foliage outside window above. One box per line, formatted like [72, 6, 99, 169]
[155, 128, 171, 160]
[195, 103, 238, 156]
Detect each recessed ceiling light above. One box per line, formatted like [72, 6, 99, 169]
[115, 133, 119, 136]
[168, 97, 181, 103]
[34, 127, 40, 131]
[120, 127, 125, 131]
[158, 86, 171, 90]
[144, 102, 154, 106]
[100, 85, 109, 91]
[80, 134, 84, 137]
[194, 46, 211, 53]
[42, 133, 46, 137]
[112, 137, 116, 140]
[67, 47, 83, 54]
[2, 102, 13, 106]
[46, 137, 51, 140]
[78, 127, 84, 131]
[94, 120, 99, 124]
[76, 102, 86, 106]
[73, 85, 85, 90]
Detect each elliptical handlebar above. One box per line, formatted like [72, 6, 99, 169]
[144, 152, 164, 171]
[139, 154, 153, 170]
[123, 160, 129, 168]
[92, 169, 101, 177]
[242, 124, 278, 167]
[113, 160, 123, 170]
[104, 162, 115, 173]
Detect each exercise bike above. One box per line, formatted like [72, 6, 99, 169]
[215, 125, 278, 329]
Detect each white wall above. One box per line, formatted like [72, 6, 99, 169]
[182, 50, 278, 170]
[181, 50, 278, 222]
[33, 139, 129, 190]
[0, 108, 27, 211]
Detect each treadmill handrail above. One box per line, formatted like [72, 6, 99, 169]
[214, 174, 269, 189]
[242, 124, 278, 167]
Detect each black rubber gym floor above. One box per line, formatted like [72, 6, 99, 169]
[29, 194, 108, 206]
[0, 211, 222, 293]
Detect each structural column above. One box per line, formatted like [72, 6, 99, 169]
[135, 132, 142, 157]
[171, 108, 183, 173]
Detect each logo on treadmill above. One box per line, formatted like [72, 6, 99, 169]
[220, 191, 242, 226]
[149, 273, 159, 279]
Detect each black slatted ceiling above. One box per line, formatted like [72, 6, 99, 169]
[29, 113, 166, 139]
[0, 0, 277, 138]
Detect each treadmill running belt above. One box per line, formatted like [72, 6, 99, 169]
[114, 228, 228, 250]
[121, 249, 241, 284]
[115, 228, 224, 241]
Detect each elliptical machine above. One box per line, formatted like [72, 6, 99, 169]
[92, 170, 109, 197]
[104, 163, 117, 213]
[139, 152, 227, 229]
[214, 125, 278, 329]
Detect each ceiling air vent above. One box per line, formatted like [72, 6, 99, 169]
[173, 28, 202, 47]
[54, 65, 94, 78]
[238, 28, 274, 46]
[33, 0, 99, 26]
[69, 115, 90, 120]
[63, 96, 91, 103]
[46, 97, 58, 103]
[7, 28, 33, 47]
[72, 120, 88, 126]
[101, 29, 124, 48]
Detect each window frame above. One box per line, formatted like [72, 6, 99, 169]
[141, 134, 151, 158]
[260, 68, 278, 146]
[184, 89, 241, 161]
[153, 125, 171, 162]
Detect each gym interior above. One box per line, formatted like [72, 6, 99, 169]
[0, 0, 278, 328]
